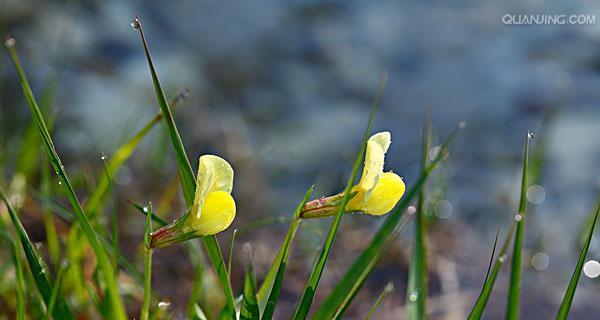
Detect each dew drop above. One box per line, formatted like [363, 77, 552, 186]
[58, 181, 62, 185]
[498, 255, 507, 263]
[515, 214, 523, 221]
[101, 155, 106, 160]
[458, 121, 467, 129]
[583, 260, 600, 278]
[131, 19, 140, 30]
[527, 131, 535, 140]
[143, 207, 149, 213]
[407, 206, 417, 215]
[409, 291, 418, 302]
[4, 37, 16, 48]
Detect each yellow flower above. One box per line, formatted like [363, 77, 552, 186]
[300, 132, 405, 219]
[151, 155, 236, 248]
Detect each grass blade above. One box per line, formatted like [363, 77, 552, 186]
[240, 256, 260, 320]
[506, 132, 533, 319]
[405, 116, 430, 319]
[261, 186, 314, 320]
[102, 156, 120, 271]
[44, 261, 68, 320]
[141, 203, 154, 320]
[467, 133, 532, 320]
[6, 38, 126, 319]
[292, 72, 387, 320]
[132, 15, 236, 316]
[227, 229, 238, 277]
[85, 90, 188, 215]
[365, 282, 394, 320]
[0, 231, 26, 320]
[0, 186, 74, 320]
[556, 196, 600, 319]
[312, 124, 462, 320]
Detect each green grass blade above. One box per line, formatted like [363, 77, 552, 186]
[241, 257, 260, 320]
[365, 282, 394, 320]
[556, 196, 600, 319]
[44, 261, 68, 320]
[41, 156, 60, 266]
[102, 156, 120, 271]
[191, 304, 209, 320]
[0, 186, 74, 320]
[467, 227, 504, 320]
[0, 232, 26, 320]
[292, 72, 388, 320]
[6, 38, 126, 320]
[506, 132, 532, 320]
[141, 203, 154, 320]
[227, 229, 238, 277]
[133, 16, 236, 316]
[261, 186, 314, 320]
[85, 90, 188, 215]
[405, 116, 430, 320]
[312, 124, 462, 320]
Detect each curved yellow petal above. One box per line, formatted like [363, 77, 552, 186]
[192, 155, 234, 218]
[190, 191, 236, 235]
[357, 132, 391, 205]
[348, 172, 405, 215]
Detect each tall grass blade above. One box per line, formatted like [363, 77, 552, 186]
[44, 261, 68, 320]
[102, 156, 120, 270]
[240, 257, 260, 320]
[405, 116, 430, 320]
[506, 132, 532, 320]
[141, 203, 154, 320]
[467, 227, 502, 319]
[85, 90, 188, 215]
[0, 231, 26, 320]
[0, 186, 74, 320]
[228, 229, 238, 277]
[467, 133, 532, 320]
[365, 282, 394, 320]
[313, 125, 462, 319]
[292, 72, 388, 320]
[261, 186, 314, 320]
[556, 197, 600, 319]
[41, 157, 60, 266]
[6, 39, 126, 319]
[132, 16, 236, 316]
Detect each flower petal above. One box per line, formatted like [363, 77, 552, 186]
[357, 131, 391, 204]
[192, 155, 234, 218]
[349, 172, 405, 215]
[190, 191, 236, 235]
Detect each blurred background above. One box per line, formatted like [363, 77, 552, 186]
[1, 0, 600, 319]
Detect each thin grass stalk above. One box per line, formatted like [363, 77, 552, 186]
[41, 158, 60, 266]
[132, 16, 236, 316]
[227, 229, 238, 277]
[0, 232, 26, 320]
[44, 261, 67, 320]
[292, 72, 387, 320]
[312, 124, 462, 319]
[0, 186, 74, 320]
[506, 132, 532, 320]
[5, 39, 126, 320]
[406, 115, 431, 319]
[556, 196, 600, 319]
[141, 203, 154, 320]
[365, 282, 394, 320]
[261, 186, 314, 320]
[102, 156, 120, 271]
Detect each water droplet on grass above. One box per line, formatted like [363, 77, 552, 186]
[143, 207, 149, 213]
[4, 37, 16, 48]
[498, 255, 507, 263]
[409, 291, 418, 302]
[407, 206, 416, 215]
[131, 19, 140, 30]
[583, 260, 600, 278]
[515, 214, 523, 221]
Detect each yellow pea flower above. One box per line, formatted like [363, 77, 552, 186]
[300, 132, 405, 219]
[151, 155, 236, 248]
